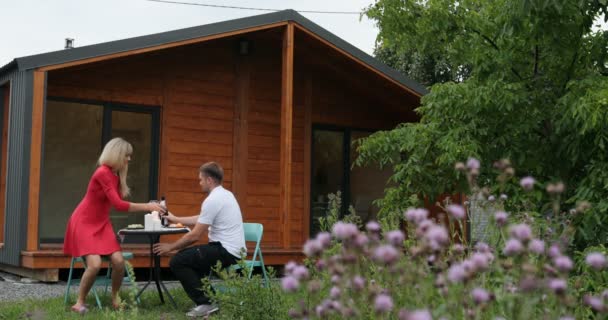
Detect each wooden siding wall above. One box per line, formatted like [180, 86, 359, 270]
[43, 30, 419, 256]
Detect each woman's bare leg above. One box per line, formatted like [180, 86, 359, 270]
[74, 255, 102, 307]
[109, 251, 125, 305]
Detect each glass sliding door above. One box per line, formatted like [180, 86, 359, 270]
[40, 99, 159, 243]
[310, 127, 392, 236]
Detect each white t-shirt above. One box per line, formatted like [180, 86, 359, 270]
[197, 186, 246, 258]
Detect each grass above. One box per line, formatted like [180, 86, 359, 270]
[0, 288, 202, 319]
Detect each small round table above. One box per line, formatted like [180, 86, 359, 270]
[118, 227, 189, 308]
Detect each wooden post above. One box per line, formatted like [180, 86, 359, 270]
[27, 70, 46, 251]
[232, 52, 250, 205]
[303, 73, 312, 242]
[280, 23, 294, 248]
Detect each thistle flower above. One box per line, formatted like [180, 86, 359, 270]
[399, 309, 432, 320]
[520, 176, 535, 191]
[553, 256, 573, 272]
[584, 295, 605, 312]
[509, 223, 532, 241]
[471, 287, 491, 304]
[373, 245, 400, 265]
[330, 286, 341, 299]
[447, 204, 466, 220]
[292, 265, 309, 280]
[303, 239, 323, 257]
[366, 221, 381, 233]
[352, 275, 365, 291]
[585, 252, 606, 270]
[528, 239, 545, 255]
[316, 232, 332, 248]
[374, 294, 394, 313]
[447, 263, 467, 283]
[503, 238, 523, 256]
[494, 211, 508, 226]
[467, 157, 480, 170]
[548, 278, 567, 295]
[386, 230, 405, 247]
[332, 222, 359, 240]
[281, 276, 299, 292]
[405, 208, 429, 224]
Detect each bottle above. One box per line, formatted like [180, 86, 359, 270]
[160, 196, 169, 227]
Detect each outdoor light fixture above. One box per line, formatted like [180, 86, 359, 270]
[238, 38, 250, 55]
[65, 38, 74, 49]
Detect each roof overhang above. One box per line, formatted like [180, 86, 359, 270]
[0, 10, 427, 96]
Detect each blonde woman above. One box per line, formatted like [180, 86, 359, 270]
[63, 137, 165, 313]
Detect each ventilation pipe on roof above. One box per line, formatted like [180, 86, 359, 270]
[65, 38, 74, 49]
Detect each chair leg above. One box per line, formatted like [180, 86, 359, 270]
[259, 253, 269, 287]
[64, 257, 76, 305]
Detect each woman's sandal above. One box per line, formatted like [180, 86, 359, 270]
[70, 304, 88, 314]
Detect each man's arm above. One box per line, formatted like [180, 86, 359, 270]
[153, 223, 209, 255]
[165, 212, 199, 227]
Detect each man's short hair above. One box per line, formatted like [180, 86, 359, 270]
[199, 162, 224, 184]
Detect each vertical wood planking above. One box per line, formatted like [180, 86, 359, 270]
[232, 53, 250, 205]
[27, 71, 46, 251]
[303, 73, 312, 242]
[280, 23, 294, 248]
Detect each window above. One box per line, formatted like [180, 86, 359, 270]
[310, 126, 392, 236]
[40, 99, 159, 243]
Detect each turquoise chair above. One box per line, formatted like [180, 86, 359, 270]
[64, 252, 138, 308]
[229, 223, 269, 284]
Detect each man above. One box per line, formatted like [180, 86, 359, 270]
[154, 162, 246, 318]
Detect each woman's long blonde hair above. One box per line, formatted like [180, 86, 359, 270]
[98, 137, 132, 198]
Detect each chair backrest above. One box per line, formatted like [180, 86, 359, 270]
[243, 222, 263, 244]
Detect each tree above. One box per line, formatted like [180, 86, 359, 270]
[358, 0, 608, 249]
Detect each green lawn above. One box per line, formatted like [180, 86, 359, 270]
[0, 288, 203, 319]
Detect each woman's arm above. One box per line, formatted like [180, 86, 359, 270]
[96, 168, 165, 213]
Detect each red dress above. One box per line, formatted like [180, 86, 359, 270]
[63, 165, 130, 257]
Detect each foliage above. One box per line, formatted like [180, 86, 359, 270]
[318, 191, 362, 232]
[358, 0, 608, 250]
[280, 160, 607, 319]
[204, 263, 288, 320]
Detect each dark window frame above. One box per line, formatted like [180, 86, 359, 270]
[40, 97, 161, 244]
[309, 124, 377, 236]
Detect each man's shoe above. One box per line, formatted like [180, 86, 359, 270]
[186, 304, 219, 317]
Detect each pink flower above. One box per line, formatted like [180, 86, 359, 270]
[332, 222, 359, 240]
[366, 221, 381, 233]
[586, 252, 607, 270]
[471, 287, 490, 304]
[330, 286, 340, 299]
[585, 295, 605, 311]
[467, 157, 480, 170]
[285, 261, 297, 274]
[548, 278, 567, 294]
[352, 275, 365, 290]
[471, 252, 491, 270]
[447, 204, 466, 220]
[554, 256, 573, 272]
[316, 232, 332, 248]
[548, 244, 561, 258]
[303, 239, 323, 257]
[452, 244, 465, 254]
[354, 233, 369, 248]
[405, 208, 429, 224]
[292, 265, 309, 280]
[426, 225, 449, 249]
[399, 309, 432, 320]
[500, 194, 508, 200]
[494, 211, 508, 226]
[488, 195, 496, 202]
[475, 242, 490, 253]
[386, 230, 405, 247]
[374, 294, 393, 313]
[520, 176, 535, 191]
[528, 239, 545, 255]
[281, 276, 299, 292]
[503, 238, 523, 256]
[373, 245, 400, 265]
[509, 223, 532, 241]
[447, 263, 467, 283]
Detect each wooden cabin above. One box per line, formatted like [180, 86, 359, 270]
[0, 10, 426, 281]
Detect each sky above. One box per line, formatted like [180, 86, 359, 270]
[0, 0, 379, 66]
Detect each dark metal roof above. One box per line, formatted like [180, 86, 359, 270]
[0, 9, 427, 95]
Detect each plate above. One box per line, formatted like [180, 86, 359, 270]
[127, 224, 144, 229]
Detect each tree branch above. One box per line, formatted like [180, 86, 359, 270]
[469, 27, 524, 81]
